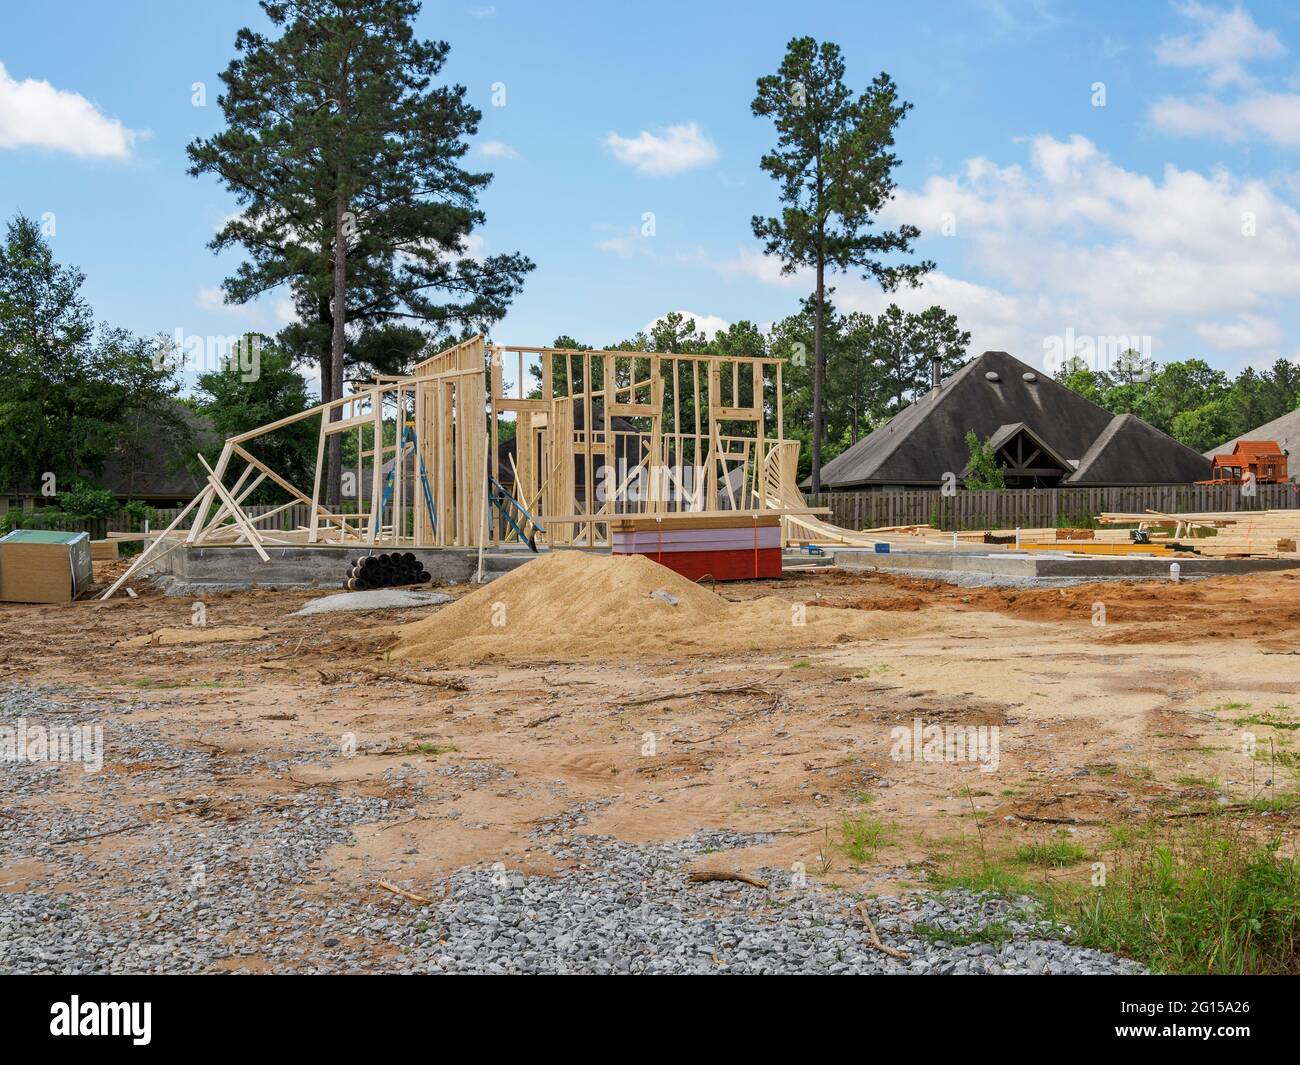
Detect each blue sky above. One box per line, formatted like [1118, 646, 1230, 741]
[5, 0, 1300, 396]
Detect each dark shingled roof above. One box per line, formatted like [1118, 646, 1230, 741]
[817, 351, 1110, 488]
[1067, 413, 1210, 485]
[815, 350, 1209, 489]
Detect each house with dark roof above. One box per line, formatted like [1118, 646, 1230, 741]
[815, 350, 1211, 490]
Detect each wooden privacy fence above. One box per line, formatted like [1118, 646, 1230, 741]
[805, 483, 1300, 532]
[14, 484, 1300, 542]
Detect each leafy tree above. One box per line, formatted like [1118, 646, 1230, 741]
[1171, 400, 1235, 453]
[829, 310, 876, 445]
[1132, 359, 1228, 435]
[58, 482, 120, 520]
[0, 215, 181, 497]
[1053, 357, 1112, 407]
[767, 305, 817, 475]
[751, 36, 931, 491]
[962, 430, 1006, 490]
[611, 312, 710, 355]
[1056, 353, 1300, 452]
[869, 303, 969, 414]
[188, 0, 533, 507]
[193, 335, 317, 500]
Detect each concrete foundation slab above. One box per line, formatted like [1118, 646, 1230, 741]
[150, 544, 543, 594]
[830, 546, 1300, 587]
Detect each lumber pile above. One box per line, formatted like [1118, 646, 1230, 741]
[1099, 509, 1300, 558]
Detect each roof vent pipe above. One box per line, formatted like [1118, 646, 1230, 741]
[931, 355, 942, 390]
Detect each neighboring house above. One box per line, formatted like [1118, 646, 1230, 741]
[0, 402, 218, 515]
[813, 350, 1211, 490]
[1204, 407, 1300, 480]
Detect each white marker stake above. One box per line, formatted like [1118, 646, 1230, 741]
[1015, 526, 1021, 550]
[1170, 562, 1181, 583]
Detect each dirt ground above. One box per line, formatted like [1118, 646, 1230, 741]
[3, 560, 1298, 923]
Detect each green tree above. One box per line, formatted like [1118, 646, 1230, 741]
[768, 305, 817, 476]
[188, 0, 533, 508]
[962, 430, 1006, 490]
[1133, 359, 1228, 435]
[0, 215, 181, 497]
[751, 36, 931, 491]
[193, 335, 317, 500]
[1171, 400, 1236, 453]
[869, 303, 969, 414]
[1053, 357, 1113, 407]
[829, 310, 876, 445]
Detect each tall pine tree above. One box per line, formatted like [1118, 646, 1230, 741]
[188, 0, 533, 505]
[752, 37, 931, 491]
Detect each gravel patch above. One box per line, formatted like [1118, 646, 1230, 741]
[0, 683, 1143, 975]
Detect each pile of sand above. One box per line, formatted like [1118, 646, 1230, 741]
[388, 551, 923, 663]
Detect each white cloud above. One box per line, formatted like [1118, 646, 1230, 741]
[1149, 4, 1300, 147]
[1152, 90, 1300, 145]
[197, 287, 234, 313]
[0, 61, 140, 158]
[1196, 313, 1284, 350]
[198, 286, 298, 330]
[477, 139, 520, 160]
[274, 298, 297, 325]
[727, 133, 1300, 366]
[715, 247, 807, 288]
[645, 310, 730, 340]
[1155, 1, 1283, 87]
[603, 122, 719, 177]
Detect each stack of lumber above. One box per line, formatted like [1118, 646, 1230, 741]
[1100, 509, 1300, 558]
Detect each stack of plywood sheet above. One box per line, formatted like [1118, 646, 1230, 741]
[610, 513, 782, 581]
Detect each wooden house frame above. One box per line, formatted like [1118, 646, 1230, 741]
[124, 335, 828, 568]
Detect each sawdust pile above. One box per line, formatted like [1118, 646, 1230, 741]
[389, 552, 914, 662]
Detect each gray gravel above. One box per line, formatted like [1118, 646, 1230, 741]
[0, 684, 1143, 975]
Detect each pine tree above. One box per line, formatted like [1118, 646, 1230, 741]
[188, 0, 533, 505]
[751, 37, 931, 491]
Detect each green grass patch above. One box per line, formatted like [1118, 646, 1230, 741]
[1238, 714, 1300, 731]
[933, 818, 1300, 974]
[1174, 774, 1219, 789]
[836, 817, 893, 864]
[1014, 840, 1091, 868]
[404, 742, 458, 756]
